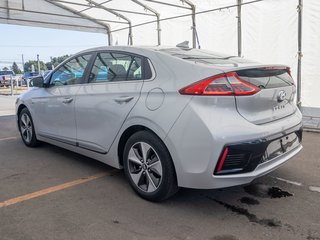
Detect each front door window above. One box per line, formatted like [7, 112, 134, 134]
[50, 54, 92, 86]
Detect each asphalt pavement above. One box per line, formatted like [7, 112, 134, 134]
[0, 97, 319, 240]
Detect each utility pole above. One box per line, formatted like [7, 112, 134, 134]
[37, 54, 40, 75]
[21, 54, 25, 72]
[50, 56, 53, 69]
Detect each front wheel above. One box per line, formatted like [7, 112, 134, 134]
[18, 108, 40, 147]
[123, 131, 179, 202]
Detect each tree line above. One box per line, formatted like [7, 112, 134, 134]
[1, 55, 70, 73]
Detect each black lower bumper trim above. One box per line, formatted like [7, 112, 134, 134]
[214, 125, 303, 175]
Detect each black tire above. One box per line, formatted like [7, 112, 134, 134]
[123, 130, 179, 202]
[18, 108, 40, 147]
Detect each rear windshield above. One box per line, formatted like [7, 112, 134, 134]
[0, 71, 13, 75]
[236, 68, 294, 89]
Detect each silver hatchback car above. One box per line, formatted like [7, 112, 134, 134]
[16, 46, 303, 201]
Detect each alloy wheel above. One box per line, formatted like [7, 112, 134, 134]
[128, 142, 163, 193]
[20, 113, 33, 143]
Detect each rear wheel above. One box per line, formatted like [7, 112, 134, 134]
[19, 108, 40, 147]
[123, 131, 179, 201]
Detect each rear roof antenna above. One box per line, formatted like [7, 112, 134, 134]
[176, 41, 189, 49]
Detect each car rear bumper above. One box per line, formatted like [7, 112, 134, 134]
[164, 96, 303, 189]
[214, 127, 302, 175]
[210, 143, 302, 188]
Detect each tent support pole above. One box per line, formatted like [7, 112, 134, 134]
[237, 0, 242, 57]
[144, 0, 195, 47]
[156, 14, 161, 45]
[191, 5, 196, 48]
[297, 0, 303, 108]
[184, 0, 196, 48]
[107, 29, 113, 46]
[131, 0, 161, 45]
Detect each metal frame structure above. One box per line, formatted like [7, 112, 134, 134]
[0, 6, 127, 24]
[50, 0, 155, 16]
[144, 0, 197, 48]
[45, 0, 165, 45]
[0, 0, 304, 107]
[78, 0, 112, 13]
[84, 0, 133, 45]
[132, 0, 161, 45]
[45, 0, 113, 44]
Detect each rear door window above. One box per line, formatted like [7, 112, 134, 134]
[88, 52, 144, 83]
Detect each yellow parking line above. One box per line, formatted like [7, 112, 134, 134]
[0, 171, 113, 208]
[0, 136, 18, 141]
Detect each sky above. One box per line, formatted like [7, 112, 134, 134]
[0, 24, 109, 70]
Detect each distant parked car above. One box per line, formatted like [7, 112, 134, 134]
[23, 72, 39, 86]
[0, 70, 16, 87]
[23, 72, 38, 80]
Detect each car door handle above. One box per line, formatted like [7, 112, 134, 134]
[114, 96, 134, 104]
[62, 98, 73, 104]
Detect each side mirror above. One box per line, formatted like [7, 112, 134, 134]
[30, 76, 44, 88]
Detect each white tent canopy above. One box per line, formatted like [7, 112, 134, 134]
[1, 0, 320, 110]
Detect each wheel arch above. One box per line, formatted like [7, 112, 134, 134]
[117, 124, 177, 179]
[118, 125, 157, 167]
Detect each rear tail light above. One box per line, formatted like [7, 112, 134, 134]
[286, 67, 292, 77]
[179, 72, 260, 96]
